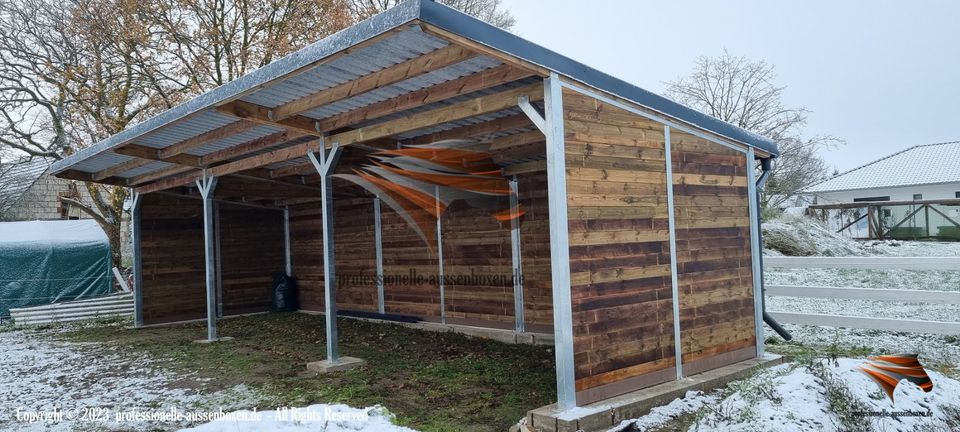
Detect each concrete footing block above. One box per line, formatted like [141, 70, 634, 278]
[526, 354, 784, 432]
[306, 356, 365, 373]
[192, 336, 235, 344]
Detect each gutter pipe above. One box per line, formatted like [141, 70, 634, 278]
[756, 157, 792, 341]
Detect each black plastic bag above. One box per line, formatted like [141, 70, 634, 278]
[271, 272, 299, 312]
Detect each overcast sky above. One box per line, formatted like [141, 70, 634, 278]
[501, 0, 960, 172]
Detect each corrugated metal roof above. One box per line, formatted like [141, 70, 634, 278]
[804, 141, 960, 193]
[50, 0, 778, 185]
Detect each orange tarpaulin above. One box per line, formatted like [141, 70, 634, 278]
[373, 162, 510, 195]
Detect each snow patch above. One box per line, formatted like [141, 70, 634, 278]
[178, 404, 416, 432]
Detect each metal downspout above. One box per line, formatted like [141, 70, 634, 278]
[756, 157, 792, 341]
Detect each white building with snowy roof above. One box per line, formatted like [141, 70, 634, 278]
[804, 141, 960, 204]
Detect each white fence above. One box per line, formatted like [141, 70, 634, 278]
[764, 256, 960, 335]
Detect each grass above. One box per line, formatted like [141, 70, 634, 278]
[57, 313, 556, 431]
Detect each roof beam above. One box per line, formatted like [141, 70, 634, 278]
[418, 22, 551, 77]
[215, 101, 320, 134]
[115, 144, 201, 167]
[405, 113, 532, 144]
[136, 82, 544, 193]
[91, 157, 154, 181]
[318, 64, 533, 132]
[199, 130, 307, 165]
[157, 119, 259, 159]
[272, 44, 475, 121]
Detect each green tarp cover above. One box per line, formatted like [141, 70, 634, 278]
[0, 220, 111, 317]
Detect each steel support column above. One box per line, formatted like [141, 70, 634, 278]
[746, 148, 765, 357]
[308, 141, 342, 362]
[509, 177, 525, 333]
[374, 197, 385, 314]
[130, 189, 144, 328]
[543, 73, 577, 410]
[196, 173, 219, 341]
[284, 206, 292, 277]
[214, 202, 223, 319]
[435, 185, 445, 324]
[664, 126, 683, 379]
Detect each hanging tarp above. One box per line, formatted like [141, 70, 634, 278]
[0, 219, 111, 318]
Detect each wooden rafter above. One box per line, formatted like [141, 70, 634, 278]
[158, 120, 259, 159]
[135, 82, 545, 193]
[115, 144, 201, 167]
[215, 101, 319, 134]
[318, 64, 533, 132]
[418, 22, 551, 77]
[406, 114, 532, 145]
[271, 44, 475, 121]
[200, 130, 306, 165]
[92, 157, 154, 181]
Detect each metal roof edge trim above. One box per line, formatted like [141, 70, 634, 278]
[50, 0, 424, 175]
[418, 0, 779, 156]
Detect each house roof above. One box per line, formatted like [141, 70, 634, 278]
[49, 0, 777, 192]
[804, 141, 960, 193]
[0, 157, 53, 214]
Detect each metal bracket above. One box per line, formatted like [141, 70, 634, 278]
[518, 95, 546, 134]
[195, 170, 219, 199]
[307, 139, 342, 176]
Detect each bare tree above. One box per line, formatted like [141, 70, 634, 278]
[348, 0, 515, 29]
[0, 0, 353, 267]
[664, 50, 840, 210]
[148, 0, 353, 91]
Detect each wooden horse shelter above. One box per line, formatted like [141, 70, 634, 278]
[50, 0, 780, 422]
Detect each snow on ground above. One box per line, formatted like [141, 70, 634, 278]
[179, 405, 415, 432]
[763, 216, 960, 368]
[618, 359, 960, 432]
[0, 329, 259, 431]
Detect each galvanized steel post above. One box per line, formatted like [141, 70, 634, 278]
[664, 126, 684, 379]
[435, 185, 445, 324]
[509, 177, 525, 333]
[746, 148, 765, 357]
[543, 73, 577, 410]
[308, 141, 342, 362]
[130, 189, 144, 328]
[374, 197, 385, 314]
[196, 173, 219, 341]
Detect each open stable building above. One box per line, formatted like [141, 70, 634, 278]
[50, 0, 779, 416]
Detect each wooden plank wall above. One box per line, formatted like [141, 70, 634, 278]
[562, 89, 677, 404]
[440, 199, 514, 327]
[670, 131, 757, 375]
[141, 194, 205, 324]
[140, 194, 285, 324]
[289, 177, 554, 330]
[517, 172, 553, 330]
[217, 203, 284, 315]
[289, 189, 379, 313]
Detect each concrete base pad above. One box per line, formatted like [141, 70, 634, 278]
[306, 356, 365, 373]
[192, 336, 235, 344]
[527, 353, 784, 432]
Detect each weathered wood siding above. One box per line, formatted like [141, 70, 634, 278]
[140, 194, 284, 324]
[290, 178, 553, 329]
[141, 194, 205, 324]
[563, 89, 677, 404]
[517, 172, 553, 330]
[217, 203, 284, 315]
[670, 131, 756, 374]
